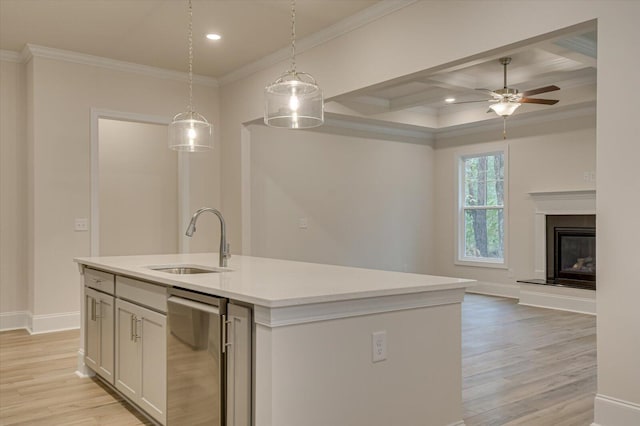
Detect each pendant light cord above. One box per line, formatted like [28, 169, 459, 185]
[290, 0, 296, 74]
[188, 0, 194, 113]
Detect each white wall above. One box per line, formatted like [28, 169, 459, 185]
[249, 125, 435, 273]
[19, 54, 220, 332]
[219, 1, 640, 421]
[0, 59, 28, 324]
[595, 9, 640, 420]
[98, 119, 178, 256]
[433, 114, 596, 295]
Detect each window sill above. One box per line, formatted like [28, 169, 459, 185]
[455, 258, 508, 269]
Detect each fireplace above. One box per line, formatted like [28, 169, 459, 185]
[517, 191, 596, 313]
[546, 215, 596, 289]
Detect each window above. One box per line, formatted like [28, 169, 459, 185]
[457, 147, 508, 267]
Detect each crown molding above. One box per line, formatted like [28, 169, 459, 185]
[20, 44, 218, 87]
[218, 0, 417, 86]
[0, 49, 22, 63]
[321, 112, 435, 145]
[435, 101, 596, 141]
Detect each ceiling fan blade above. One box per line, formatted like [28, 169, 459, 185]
[519, 98, 559, 105]
[452, 99, 491, 104]
[521, 85, 560, 97]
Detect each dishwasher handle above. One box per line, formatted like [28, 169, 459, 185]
[168, 296, 221, 315]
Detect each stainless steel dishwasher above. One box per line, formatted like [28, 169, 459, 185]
[167, 288, 252, 426]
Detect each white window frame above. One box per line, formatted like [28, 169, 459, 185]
[455, 143, 509, 269]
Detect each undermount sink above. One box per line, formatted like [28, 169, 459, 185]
[147, 265, 229, 275]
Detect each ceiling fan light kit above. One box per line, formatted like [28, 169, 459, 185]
[489, 101, 520, 116]
[264, 0, 324, 129]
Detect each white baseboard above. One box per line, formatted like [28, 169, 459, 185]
[0, 311, 30, 331]
[75, 349, 95, 378]
[593, 394, 640, 426]
[519, 283, 596, 315]
[30, 311, 80, 334]
[465, 281, 519, 299]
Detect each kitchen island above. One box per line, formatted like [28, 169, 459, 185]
[75, 253, 473, 426]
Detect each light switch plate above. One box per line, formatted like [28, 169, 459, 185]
[74, 218, 89, 232]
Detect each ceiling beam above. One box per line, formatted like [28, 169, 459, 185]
[536, 43, 597, 69]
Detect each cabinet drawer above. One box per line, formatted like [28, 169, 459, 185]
[116, 276, 166, 313]
[85, 268, 115, 295]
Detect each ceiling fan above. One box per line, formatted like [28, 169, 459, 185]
[453, 57, 560, 138]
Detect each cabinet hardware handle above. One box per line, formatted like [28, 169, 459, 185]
[134, 318, 142, 341]
[222, 315, 232, 353]
[91, 298, 96, 321]
[130, 315, 136, 341]
[91, 278, 102, 284]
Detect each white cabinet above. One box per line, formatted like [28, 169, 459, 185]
[115, 298, 167, 425]
[84, 269, 115, 385]
[226, 303, 252, 426]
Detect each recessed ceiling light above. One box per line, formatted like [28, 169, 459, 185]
[206, 33, 221, 41]
[445, 97, 456, 103]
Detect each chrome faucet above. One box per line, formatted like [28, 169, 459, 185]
[185, 207, 231, 267]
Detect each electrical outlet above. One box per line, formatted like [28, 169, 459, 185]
[74, 218, 89, 232]
[372, 331, 387, 363]
[298, 217, 308, 229]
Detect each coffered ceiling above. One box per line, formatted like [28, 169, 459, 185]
[325, 26, 597, 137]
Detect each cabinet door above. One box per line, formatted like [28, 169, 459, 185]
[115, 299, 141, 402]
[84, 288, 99, 372]
[138, 306, 167, 425]
[98, 293, 115, 385]
[226, 303, 252, 426]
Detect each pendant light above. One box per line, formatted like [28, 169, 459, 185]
[168, 0, 213, 151]
[264, 0, 324, 129]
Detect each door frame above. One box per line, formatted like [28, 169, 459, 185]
[90, 108, 190, 256]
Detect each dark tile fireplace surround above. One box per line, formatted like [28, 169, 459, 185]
[519, 214, 596, 291]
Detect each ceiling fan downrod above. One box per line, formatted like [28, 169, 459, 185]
[500, 57, 512, 89]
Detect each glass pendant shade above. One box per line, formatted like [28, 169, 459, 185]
[168, 0, 212, 152]
[168, 111, 213, 152]
[489, 101, 521, 116]
[265, 71, 324, 129]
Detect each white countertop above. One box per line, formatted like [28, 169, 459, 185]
[74, 253, 473, 308]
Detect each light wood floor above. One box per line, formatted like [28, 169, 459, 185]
[0, 328, 151, 425]
[0, 294, 596, 425]
[462, 294, 596, 426]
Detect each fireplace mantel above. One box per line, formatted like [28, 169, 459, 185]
[529, 189, 596, 199]
[529, 189, 595, 278]
[520, 189, 596, 315]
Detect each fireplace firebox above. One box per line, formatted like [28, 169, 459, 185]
[546, 215, 596, 289]
[519, 214, 596, 290]
[554, 227, 596, 281]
